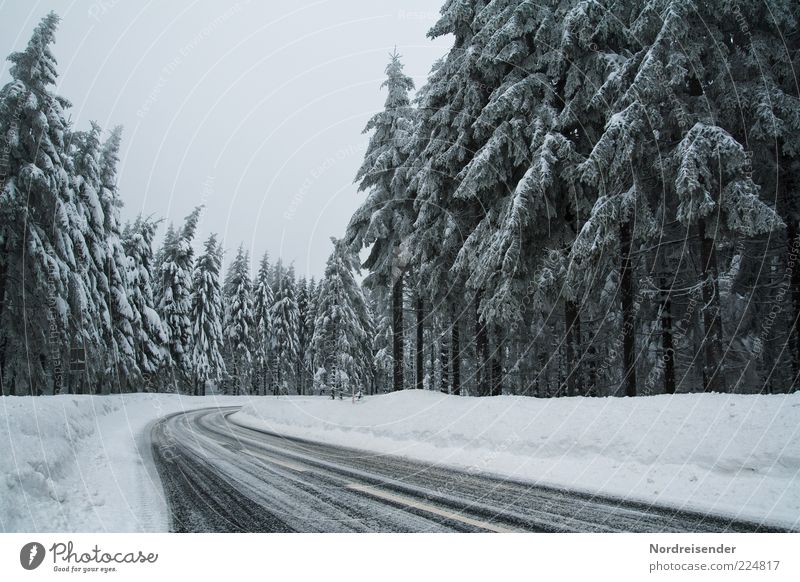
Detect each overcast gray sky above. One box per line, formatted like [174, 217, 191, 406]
[0, 0, 451, 278]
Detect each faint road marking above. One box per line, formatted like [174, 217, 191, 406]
[242, 449, 310, 473]
[346, 483, 519, 533]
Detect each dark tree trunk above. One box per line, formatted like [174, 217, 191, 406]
[429, 323, 435, 390]
[587, 345, 597, 397]
[620, 219, 637, 397]
[451, 303, 461, 395]
[660, 277, 676, 395]
[697, 218, 726, 392]
[416, 294, 424, 390]
[440, 328, 450, 393]
[392, 274, 404, 391]
[475, 292, 489, 396]
[0, 256, 7, 394]
[490, 324, 503, 396]
[770, 153, 796, 392]
[564, 300, 580, 396]
[298, 361, 304, 396]
[537, 331, 550, 397]
[788, 220, 800, 385]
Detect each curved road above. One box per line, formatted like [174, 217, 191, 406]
[151, 407, 783, 533]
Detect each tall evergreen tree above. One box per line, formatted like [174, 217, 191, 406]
[123, 216, 167, 388]
[157, 207, 202, 391]
[269, 260, 299, 394]
[674, 124, 783, 391]
[304, 276, 319, 385]
[68, 122, 108, 393]
[223, 245, 254, 395]
[98, 125, 137, 392]
[347, 50, 416, 392]
[0, 12, 73, 394]
[368, 288, 393, 394]
[295, 276, 312, 395]
[252, 252, 273, 395]
[311, 240, 374, 397]
[191, 234, 226, 395]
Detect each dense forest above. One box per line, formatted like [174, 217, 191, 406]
[349, 0, 800, 398]
[0, 13, 355, 397]
[1, 1, 799, 398]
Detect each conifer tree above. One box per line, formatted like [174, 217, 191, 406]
[123, 216, 167, 388]
[311, 240, 374, 397]
[191, 234, 226, 395]
[0, 12, 73, 394]
[68, 122, 108, 393]
[98, 125, 137, 391]
[304, 276, 319, 386]
[347, 50, 416, 392]
[295, 276, 312, 395]
[223, 245, 254, 395]
[252, 252, 273, 395]
[157, 207, 202, 391]
[269, 260, 299, 394]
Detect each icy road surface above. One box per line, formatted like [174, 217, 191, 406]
[151, 408, 783, 533]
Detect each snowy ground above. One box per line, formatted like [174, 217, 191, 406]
[2, 390, 798, 532]
[232, 391, 800, 529]
[0, 393, 248, 532]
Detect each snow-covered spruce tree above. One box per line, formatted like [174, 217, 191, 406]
[563, 1, 709, 396]
[191, 234, 226, 395]
[593, 2, 694, 396]
[431, 1, 588, 397]
[582, 116, 663, 396]
[269, 260, 299, 394]
[407, 1, 564, 396]
[223, 245, 254, 395]
[619, 1, 787, 394]
[68, 122, 109, 393]
[346, 50, 415, 392]
[252, 252, 273, 395]
[98, 125, 137, 392]
[154, 222, 175, 276]
[404, 71, 468, 394]
[714, 2, 800, 390]
[157, 206, 202, 392]
[304, 276, 319, 391]
[674, 123, 783, 392]
[561, 7, 673, 396]
[123, 216, 167, 389]
[568, 0, 790, 395]
[566, 185, 657, 397]
[367, 286, 392, 394]
[0, 12, 74, 394]
[311, 239, 374, 398]
[553, 2, 649, 398]
[295, 276, 312, 395]
[414, 285, 424, 391]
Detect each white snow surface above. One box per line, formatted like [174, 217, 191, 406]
[2, 391, 798, 531]
[232, 391, 800, 529]
[0, 393, 246, 532]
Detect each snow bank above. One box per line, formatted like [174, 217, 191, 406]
[0, 393, 246, 532]
[232, 391, 800, 529]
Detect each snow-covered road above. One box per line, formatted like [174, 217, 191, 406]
[151, 408, 783, 533]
